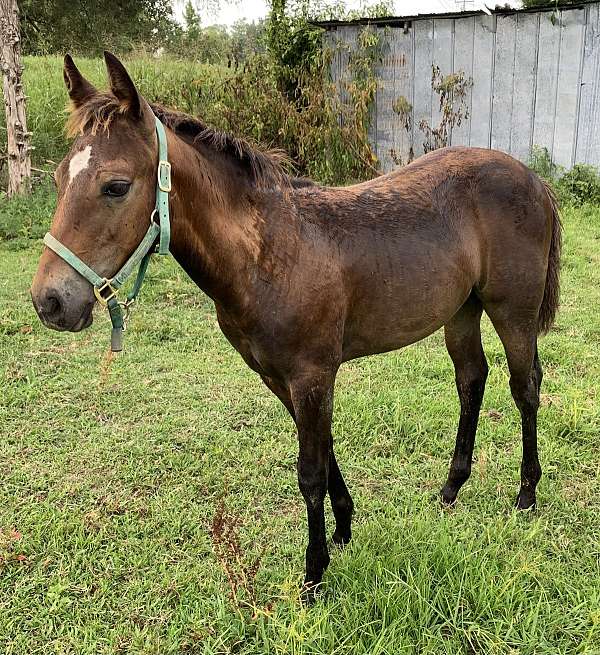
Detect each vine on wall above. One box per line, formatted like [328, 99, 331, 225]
[388, 64, 473, 167]
[419, 65, 473, 154]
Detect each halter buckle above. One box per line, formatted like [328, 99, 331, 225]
[94, 278, 118, 306]
[158, 160, 172, 193]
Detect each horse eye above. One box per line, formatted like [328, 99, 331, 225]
[103, 181, 131, 198]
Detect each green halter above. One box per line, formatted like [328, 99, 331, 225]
[43, 115, 171, 352]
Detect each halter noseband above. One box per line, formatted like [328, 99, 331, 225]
[43, 115, 171, 353]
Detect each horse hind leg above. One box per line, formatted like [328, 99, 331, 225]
[441, 293, 488, 506]
[328, 438, 353, 546]
[484, 305, 542, 510]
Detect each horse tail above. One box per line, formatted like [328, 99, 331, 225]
[538, 179, 563, 335]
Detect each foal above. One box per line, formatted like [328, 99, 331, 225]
[31, 53, 561, 597]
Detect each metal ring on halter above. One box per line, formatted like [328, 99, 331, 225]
[118, 299, 134, 328]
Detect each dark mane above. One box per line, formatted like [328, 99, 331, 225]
[150, 103, 291, 191]
[66, 93, 294, 190]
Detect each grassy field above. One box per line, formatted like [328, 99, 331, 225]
[1, 198, 600, 654]
[0, 56, 229, 174]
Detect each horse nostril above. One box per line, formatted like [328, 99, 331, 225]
[43, 292, 64, 321]
[47, 295, 61, 315]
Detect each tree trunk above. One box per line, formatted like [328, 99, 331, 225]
[0, 0, 31, 196]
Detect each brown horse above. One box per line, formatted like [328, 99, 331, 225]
[31, 53, 561, 599]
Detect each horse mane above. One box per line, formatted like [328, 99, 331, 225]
[150, 103, 291, 190]
[66, 93, 293, 191]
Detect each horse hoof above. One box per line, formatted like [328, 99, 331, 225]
[440, 486, 458, 507]
[515, 491, 536, 511]
[332, 529, 351, 548]
[300, 582, 320, 606]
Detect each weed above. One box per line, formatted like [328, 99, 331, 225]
[419, 65, 472, 154]
[211, 497, 267, 618]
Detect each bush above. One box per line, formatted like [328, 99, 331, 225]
[528, 146, 559, 182]
[528, 147, 600, 207]
[1, 49, 378, 192]
[557, 164, 600, 207]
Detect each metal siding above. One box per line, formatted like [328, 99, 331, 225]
[491, 13, 517, 154]
[431, 18, 455, 136]
[510, 12, 539, 162]
[575, 4, 600, 164]
[326, 4, 600, 172]
[376, 28, 396, 171]
[553, 8, 586, 168]
[413, 19, 435, 157]
[470, 14, 496, 148]
[532, 14, 561, 158]
[451, 16, 475, 147]
[392, 26, 415, 165]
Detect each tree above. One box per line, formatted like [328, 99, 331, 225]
[230, 19, 266, 67]
[19, 0, 176, 55]
[0, 0, 31, 196]
[183, 0, 201, 40]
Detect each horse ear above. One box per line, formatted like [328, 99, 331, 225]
[104, 51, 149, 121]
[63, 54, 97, 108]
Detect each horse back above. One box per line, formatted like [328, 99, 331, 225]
[293, 147, 553, 360]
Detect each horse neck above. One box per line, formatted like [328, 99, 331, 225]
[166, 130, 277, 308]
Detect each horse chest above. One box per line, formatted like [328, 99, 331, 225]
[214, 304, 269, 376]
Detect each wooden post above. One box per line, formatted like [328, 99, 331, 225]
[0, 0, 31, 196]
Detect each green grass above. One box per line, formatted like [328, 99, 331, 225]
[0, 56, 230, 175]
[1, 199, 600, 654]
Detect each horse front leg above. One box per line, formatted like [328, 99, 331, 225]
[289, 369, 336, 601]
[261, 374, 353, 548]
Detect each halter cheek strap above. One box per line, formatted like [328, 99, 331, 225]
[43, 115, 171, 352]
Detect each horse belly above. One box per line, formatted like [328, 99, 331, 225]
[341, 253, 476, 361]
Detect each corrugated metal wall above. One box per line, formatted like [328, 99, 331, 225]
[325, 4, 600, 172]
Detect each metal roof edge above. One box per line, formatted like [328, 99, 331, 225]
[311, 2, 594, 29]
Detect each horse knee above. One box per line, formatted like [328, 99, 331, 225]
[456, 360, 488, 408]
[298, 463, 328, 507]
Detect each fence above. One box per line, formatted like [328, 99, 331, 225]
[320, 3, 600, 171]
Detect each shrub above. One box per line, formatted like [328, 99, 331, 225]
[557, 164, 600, 207]
[528, 147, 600, 207]
[1, 47, 378, 192]
[528, 146, 559, 182]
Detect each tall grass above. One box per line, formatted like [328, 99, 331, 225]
[0, 52, 378, 192]
[0, 56, 228, 171]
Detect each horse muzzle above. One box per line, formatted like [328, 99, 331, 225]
[31, 283, 95, 332]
